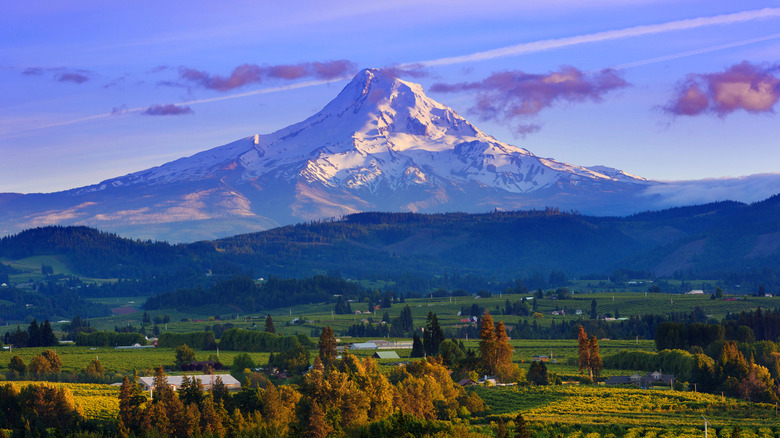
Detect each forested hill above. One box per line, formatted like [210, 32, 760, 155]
[0, 226, 206, 278]
[212, 195, 780, 280]
[1, 194, 779, 285]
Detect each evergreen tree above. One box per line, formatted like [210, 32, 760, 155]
[479, 311, 498, 375]
[334, 296, 350, 314]
[211, 376, 232, 412]
[265, 314, 276, 334]
[119, 374, 147, 435]
[40, 320, 58, 346]
[423, 312, 445, 357]
[588, 335, 603, 378]
[199, 397, 224, 437]
[578, 325, 591, 378]
[590, 299, 598, 319]
[497, 417, 508, 438]
[410, 333, 425, 358]
[399, 305, 414, 333]
[527, 361, 548, 385]
[306, 402, 332, 438]
[178, 374, 205, 408]
[152, 366, 175, 405]
[514, 413, 531, 438]
[318, 326, 337, 368]
[27, 319, 40, 347]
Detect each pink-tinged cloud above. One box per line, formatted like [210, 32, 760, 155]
[267, 64, 308, 80]
[313, 60, 358, 79]
[57, 72, 90, 84]
[664, 61, 780, 117]
[381, 64, 429, 80]
[177, 60, 357, 91]
[141, 104, 194, 116]
[430, 66, 628, 132]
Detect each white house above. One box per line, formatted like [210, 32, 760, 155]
[137, 374, 241, 392]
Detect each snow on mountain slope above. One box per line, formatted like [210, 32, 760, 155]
[88, 69, 650, 197]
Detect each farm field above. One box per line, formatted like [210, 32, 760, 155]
[475, 385, 780, 432]
[0, 345, 270, 377]
[75, 291, 779, 338]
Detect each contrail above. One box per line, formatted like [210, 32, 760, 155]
[5, 7, 780, 137]
[610, 33, 780, 70]
[407, 7, 780, 67]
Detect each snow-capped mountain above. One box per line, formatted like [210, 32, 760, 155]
[1, 68, 777, 242]
[94, 69, 649, 194]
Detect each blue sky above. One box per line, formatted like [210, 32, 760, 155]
[2, 1, 779, 193]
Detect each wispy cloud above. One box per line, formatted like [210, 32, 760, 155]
[408, 8, 780, 67]
[430, 67, 628, 135]
[175, 60, 357, 91]
[663, 61, 780, 117]
[141, 104, 194, 116]
[20, 67, 93, 84]
[57, 72, 89, 84]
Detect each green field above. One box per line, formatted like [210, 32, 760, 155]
[69, 290, 778, 342]
[475, 384, 780, 434]
[0, 345, 270, 377]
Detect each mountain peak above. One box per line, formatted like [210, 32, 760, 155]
[318, 68, 431, 121]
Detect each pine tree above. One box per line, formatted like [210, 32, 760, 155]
[588, 335, 603, 378]
[27, 319, 40, 347]
[479, 311, 498, 375]
[199, 397, 225, 437]
[590, 299, 598, 319]
[577, 325, 591, 379]
[423, 312, 445, 356]
[495, 321, 513, 366]
[211, 376, 232, 412]
[119, 376, 143, 434]
[265, 314, 276, 334]
[152, 366, 175, 405]
[497, 417, 508, 438]
[178, 374, 205, 408]
[318, 326, 337, 368]
[399, 305, 414, 333]
[306, 402, 332, 438]
[40, 320, 58, 346]
[514, 413, 531, 438]
[410, 333, 425, 358]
